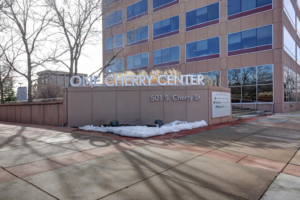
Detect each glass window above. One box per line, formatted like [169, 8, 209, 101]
[127, 0, 148, 20]
[284, 65, 297, 102]
[105, 34, 123, 51]
[228, 0, 241, 16]
[153, 0, 176, 9]
[228, 65, 273, 103]
[284, 0, 296, 28]
[127, 26, 148, 44]
[242, 29, 257, 49]
[105, 10, 123, 29]
[186, 37, 219, 59]
[105, 58, 124, 73]
[228, 25, 272, 52]
[257, 25, 273, 46]
[228, 69, 241, 86]
[153, 46, 180, 65]
[127, 53, 149, 69]
[258, 85, 273, 102]
[241, 0, 256, 12]
[228, 0, 272, 16]
[242, 66, 256, 85]
[153, 15, 179, 37]
[284, 26, 296, 60]
[257, 64, 273, 84]
[186, 2, 219, 28]
[242, 86, 257, 102]
[228, 32, 242, 51]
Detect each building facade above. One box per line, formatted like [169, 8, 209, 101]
[103, 0, 300, 113]
[37, 70, 87, 88]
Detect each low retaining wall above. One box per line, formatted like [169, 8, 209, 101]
[0, 101, 66, 126]
[68, 85, 232, 127]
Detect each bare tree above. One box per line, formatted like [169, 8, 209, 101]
[33, 83, 62, 99]
[45, 0, 114, 83]
[1, 0, 58, 102]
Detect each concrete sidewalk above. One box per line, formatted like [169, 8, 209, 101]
[1, 112, 300, 200]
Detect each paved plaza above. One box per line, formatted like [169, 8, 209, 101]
[1, 113, 300, 200]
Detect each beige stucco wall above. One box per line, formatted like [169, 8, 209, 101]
[68, 85, 232, 127]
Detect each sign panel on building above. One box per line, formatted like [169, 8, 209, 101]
[211, 92, 231, 118]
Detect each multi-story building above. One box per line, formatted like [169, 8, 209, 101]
[103, 0, 300, 113]
[37, 70, 87, 88]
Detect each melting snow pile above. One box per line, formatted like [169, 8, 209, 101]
[79, 120, 208, 138]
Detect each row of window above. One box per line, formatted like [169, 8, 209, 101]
[106, 25, 273, 58]
[284, 26, 300, 64]
[105, 0, 273, 29]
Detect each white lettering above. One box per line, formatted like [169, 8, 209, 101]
[158, 75, 166, 86]
[139, 76, 147, 86]
[94, 76, 101, 86]
[124, 75, 132, 86]
[105, 75, 114, 86]
[70, 76, 82, 87]
[167, 75, 174, 85]
[145, 75, 154, 86]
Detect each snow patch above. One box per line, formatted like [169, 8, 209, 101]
[79, 120, 208, 138]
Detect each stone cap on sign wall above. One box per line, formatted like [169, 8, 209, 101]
[0, 101, 63, 106]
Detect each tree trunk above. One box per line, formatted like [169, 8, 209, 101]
[0, 83, 4, 104]
[27, 61, 32, 102]
[68, 56, 74, 87]
[75, 58, 78, 76]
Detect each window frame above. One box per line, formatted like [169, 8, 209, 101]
[284, 25, 296, 60]
[185, 36, 221, 63]
[153, 45, 181, 68]
[185, 2, 220, 32]
[227, 24, 273, 57]
[227, 0, 273, 20]
[228, 64, 274, 104]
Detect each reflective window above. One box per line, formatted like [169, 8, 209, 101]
[153, 46, 180, 65]
[228, 25, 272, 52]
[105, 10, 123, 29]
[284, 26, 296, 60]
[186, 37, 220, 59]
[127, 26, 148, 44]
[127, 0, 148, 20]
[284, 65, 297, 102]
[153, 15, 179, 37]
[228, 65, 273, 103]
[153, 0, 176, 9]
[105, 34, 123, 51]
[105, 58, 124, 73]
[228, 0, 272, 16]
[284, 0, 296, 28]
[127, 53, 149, 69]
[186, 2, 219, 28]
